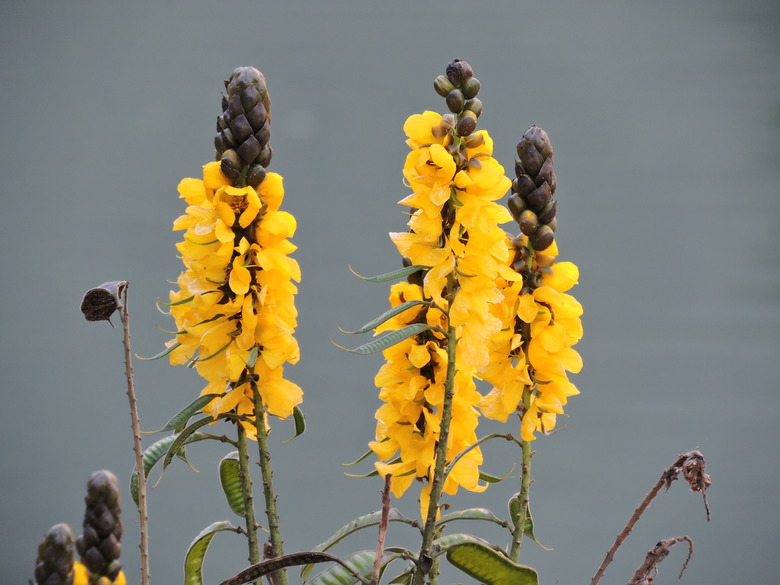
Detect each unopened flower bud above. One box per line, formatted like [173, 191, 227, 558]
[531, 225, 555, 251]
[535, 252, 555, 268]
[462, 77, 480, 99]
[507, 194, 526, 220]
[538, 199, 558, 225]
[445, 58, 473, 86]
[220, 149, 242, 180]
[434, 75, 456, 97]
[464, 98, 483, 118]
[519, 209, 538, 236]
[246, 164, 267, 188]
[34, 523, 76, 585]
[446, 89, 465, 113]
[546, 217, 558, 232]
[257, 144, 273, 167]
[456, 114, 477, 136]
[527, 182, 552, 211]
[464, 133, 484, 148]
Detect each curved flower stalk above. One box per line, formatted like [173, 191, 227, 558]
[369, 60, 512, 519]
[166, 67, 302, 437]
[479, 126, 582, 441]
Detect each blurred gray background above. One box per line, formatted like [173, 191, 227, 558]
[2, 1, 779, 584]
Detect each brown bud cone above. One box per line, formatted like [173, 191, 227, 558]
[76, 471, 123, 582]
[34, 523, 75, 585]
[215, 66, 272, 170]
[514, 125, 559, 235]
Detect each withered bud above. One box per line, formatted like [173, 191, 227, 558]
[531, 225, 555, 251]
[445, 89, 465, 113]
[464, 133, 484, 149]
[445, 59, 473, 86]
[519, 209, 538, 236]
[510, 235, 526, 249]
[535, 252, 555, 268]
[464, 98, 483, 118]
[440, 114, 456, 130]
[434, 75, 456, 97]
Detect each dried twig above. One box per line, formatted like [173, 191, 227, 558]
[627, 536, 694, 585]
[372, 475, 392, 585]
[590, 450, 711, 585]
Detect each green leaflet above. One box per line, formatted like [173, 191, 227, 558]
[301, 509, 415, 580]
[445, 542, 538, 585]
[479, 463, 517, 483]
[184, 521, 239, 585]
[437, 508, 507, 528]
[348, 264, 427, 283]
[339, 300, 428, 335]
[223, 552, 365, 585]
[163, 415, 231, 470]
[129, 432, 207, 507]
[135, 342, 181, 361]
[335, 324, 435, 355]
[307, 550, 375, 585]
[282, 406, 306, 443]
[218, 451, 245, 517]
[508, 495, 551, 550]
[147, 394, 220, 433]
[432, 533, 491, 551]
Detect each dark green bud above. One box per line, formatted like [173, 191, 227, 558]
[531, 225, 555, 251]
[507, 193, 526, 220]
[519, 209, 538, 236]
[246, 164, 267, 188]
[464, 98, 483, 118]
[456, 114, 477, 136]
[445, 89, 465, 113]
[546, 217, 558, 232]
[220, 149, 242, 180]
[434, 75, 456, 97]
[462, 77, 480, 100]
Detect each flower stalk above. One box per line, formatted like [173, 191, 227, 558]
[235, 423, 261, 576]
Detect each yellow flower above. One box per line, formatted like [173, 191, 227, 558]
[168, 162, 301, 433]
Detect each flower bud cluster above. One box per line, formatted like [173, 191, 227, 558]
[168, 68, 301, 435]
[215, 67, 273, 188]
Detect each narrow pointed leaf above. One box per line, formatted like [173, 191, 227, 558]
[184, 521, 239, 585]
[335, 324, 434, 355]
[136, 342, 181, 361]
[282, 406, 306, 443]
[342, 448, 374, 467]
[308, 550, 375, 585]
[349, 264, 427, 283]
[340, 301, 428, 334]
[130, 432, 207, 506]
[445, 542, 538, 585]
[219, 451, 245, 517]
[147, 394, 220, 433]
[246, 346, 259, 368]
[437, 508, 507, 527]
[161, 295, 195, 306]
[163, 415, 228, 469]
[301, 509, 413, 579]
[508, 495, 551, 549]
[479, 463, 516, 483]
[388, 569, 414, 585]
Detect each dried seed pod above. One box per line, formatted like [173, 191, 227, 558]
[434, 75, 456, 97]
[445, 89, 465, 113]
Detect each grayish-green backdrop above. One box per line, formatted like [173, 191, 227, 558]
[2, 1, 779, 584]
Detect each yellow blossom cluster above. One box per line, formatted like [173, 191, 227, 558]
[73, 562, 126, 585]
[167, 161, 301, 436]
[479, 239, 583, 441]
[370, 111, 513, 510]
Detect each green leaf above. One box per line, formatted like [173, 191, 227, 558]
[342, 448, 375, 467]
[135, 342, 181, 361]
[388, 569, 414, 585]
[282, 406, 306, 443]
[163, 416, 228, 470]
[130, 432, 207, 506]
[184, 521, 239, 585]
[148, 394, 220, 433]
[437, 508, 507, 527]
[432, 533, 491, 552]
[340, 300, 428, 334]
[334, 324, 434, 355]
[219, 451, 245, 517]
[161, 295, 195, 306]
[479, 463, 517, 483]
[246, 346, 259, 368]
[445, 542, 538, 585]
[301, 509, 414, 579]
[221, 552, 365, 585]
[307, 550, 375, 585]
[349, 264, 427, 283]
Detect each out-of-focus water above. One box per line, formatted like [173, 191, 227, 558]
[1, 1, 778, 584]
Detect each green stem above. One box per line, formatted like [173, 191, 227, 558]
[236, 423, 261, 577]
[413, 321, 457, 585]
[253, 388, 289, 585]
